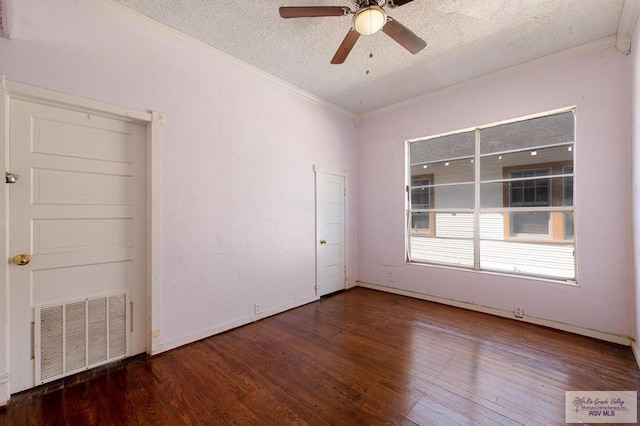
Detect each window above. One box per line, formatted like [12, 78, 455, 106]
[407, 109, 575, 281]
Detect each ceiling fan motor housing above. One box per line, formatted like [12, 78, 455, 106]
[355, 0, 387, 11]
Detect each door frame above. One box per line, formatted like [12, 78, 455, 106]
[0, 76, 164, 405]
[313, 165, 347, 296]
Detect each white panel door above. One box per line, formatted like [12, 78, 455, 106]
[9, 99, 147, 393]
[316, 172, 346, 296]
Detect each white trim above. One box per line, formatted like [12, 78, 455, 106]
[5, 80, 152, 123]
[313, 164, 349, 177]
[0, 76, 161, 400]
[155, 295, 319, 354]
[100, 0, 355, 120]
[343, 173, 349, 291]
[148, 112, 163, 355]
[632, 340, 640, 369]
[0, 372, 8, 407]
[407, 106, 576, 144]
[357, 281, 632, 346]
[346, 281, 358, 290]
[362, 36, 617, 120]
[616, 0, 640, 54]
[473, 128, 480, 269]
[0, 75, 9, 408]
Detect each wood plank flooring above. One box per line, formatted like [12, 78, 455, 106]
[2, 287, 639, 425]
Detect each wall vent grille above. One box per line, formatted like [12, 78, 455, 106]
[36, 293, 129, 384]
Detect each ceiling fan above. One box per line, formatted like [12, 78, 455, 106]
[279, 0, 427, 64]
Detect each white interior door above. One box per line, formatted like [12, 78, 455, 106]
[316, 171, 346, 296]
[9, 99, 147, 393]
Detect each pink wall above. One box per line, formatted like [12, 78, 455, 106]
[632, 12, 640, 351]
[358, 46, 633, 338]
[0, 0, 358, 348]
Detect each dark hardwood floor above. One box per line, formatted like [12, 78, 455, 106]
[1, 287, 639, 425]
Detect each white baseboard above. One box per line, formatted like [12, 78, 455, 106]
[631, 340, 640, 369]
[357, 281, 632, 346]
[0, 372, 9, 407]
[154, 295, 319, 355]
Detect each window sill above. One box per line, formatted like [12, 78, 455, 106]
[411, 231, 435, 237]
[406, 259, 578, 286]
[503, 237, 574, 244]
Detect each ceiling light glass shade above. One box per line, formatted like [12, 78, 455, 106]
[353, 6, 387, 35]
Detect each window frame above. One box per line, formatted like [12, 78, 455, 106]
[562, 165, 575, 241]
[406, 107, 577, 282]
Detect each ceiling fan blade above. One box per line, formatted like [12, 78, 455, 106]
[331, 29, 360, 64]
[388, 0, 414, 7]
[381, 17, 426, 54]
[279, 6, 349, 18]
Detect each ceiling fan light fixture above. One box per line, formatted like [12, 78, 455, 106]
[353, 6, 387, 35]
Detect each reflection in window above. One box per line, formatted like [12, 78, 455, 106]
[410, 176, 434, 234]
[407, 109, 576, 281]
[563, 165, 574, 240]
[509, 169, 551, 207]
[508, 168, 551, 237]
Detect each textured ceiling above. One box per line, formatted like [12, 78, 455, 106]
[112, 0, 627, 115]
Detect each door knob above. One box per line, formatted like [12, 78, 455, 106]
[320, 240, 327, 245]
[12, 254, 31, 266]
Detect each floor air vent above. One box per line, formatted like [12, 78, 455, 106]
[36, 293, 129, 384]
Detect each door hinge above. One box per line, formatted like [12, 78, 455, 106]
[5, 171, 19, 184]
[130, 301, 134, 333]
[30, 321, 35, 360]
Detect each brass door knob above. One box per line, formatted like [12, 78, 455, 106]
[13, 254, 31, 266]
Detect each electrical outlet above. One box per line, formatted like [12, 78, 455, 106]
[514, 305, 524, 318]
[254, 303, 261, 315]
